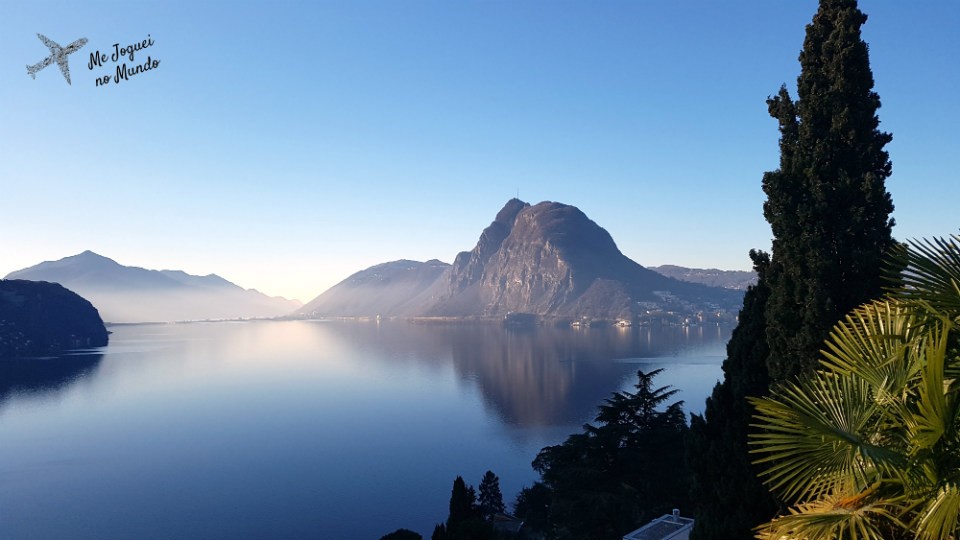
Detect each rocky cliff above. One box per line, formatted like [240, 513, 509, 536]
[426, 200, 740, 318]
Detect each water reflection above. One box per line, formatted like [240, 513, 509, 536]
[449, 325, 729, 425]
[0, 323, 729, 426]
[301, 321, 730, 426]
[0, 353, 104, 407]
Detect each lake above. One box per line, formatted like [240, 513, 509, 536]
[0, 320, 731, 539]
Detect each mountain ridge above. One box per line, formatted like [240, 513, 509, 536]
[6, 252, 301, 323]
[649, 265, 757, 291]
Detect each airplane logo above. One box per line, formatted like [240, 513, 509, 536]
[26, 33, 88, 85]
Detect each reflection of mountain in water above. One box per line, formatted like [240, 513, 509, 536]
[0, 353, 103, 407]
[449, 325, 729, 426]
[313, 322, 730, 427]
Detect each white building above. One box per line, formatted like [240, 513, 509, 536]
[622, 509, 694, 540]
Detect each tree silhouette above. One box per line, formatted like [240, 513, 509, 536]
[478, 471, 505, 520]
[530, 369, 689, 540]
[690, 1, 896, 537]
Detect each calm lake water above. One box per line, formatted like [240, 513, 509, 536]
[0, 320, 731, 539]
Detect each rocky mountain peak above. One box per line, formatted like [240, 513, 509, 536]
[300, 198, 744, 320]
[449, 199, 531, 294]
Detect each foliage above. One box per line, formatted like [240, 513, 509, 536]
[0, 279, 108, 357]
[688, 251, 779, 540]
[433, 475, 497, 540]
[513, 482, 552, 534]
[478, 471, 505, 520]
[762, 0, 895, 381]
[690, 1, 896, 537]
[750, 235, 960, 540]
[448, 476, 479, 530]
[528, 369, 689, 540]
[380, 529, 423, 540]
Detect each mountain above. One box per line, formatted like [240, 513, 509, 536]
[300, 199, 743, 320]
[0, 279, 109, 357]
[649, 265, 757, 291]
[298, 259, 450, 317]
[5, 251, 301, 323]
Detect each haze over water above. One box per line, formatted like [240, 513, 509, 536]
[0, 320, 730, 539]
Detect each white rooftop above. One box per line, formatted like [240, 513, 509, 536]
[622, 511, 694, 540]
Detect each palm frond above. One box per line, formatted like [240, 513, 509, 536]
[912, 483, 960, 540]
[908, 325, 951, 452]
[749, 374, 901, 501]
[820, 300, 920, 408]
[754, 494, 899, 540]
[754, 233, 960, 539]
[889, 235, 960, 314]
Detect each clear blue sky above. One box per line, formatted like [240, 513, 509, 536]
[2, 1, 957, 302]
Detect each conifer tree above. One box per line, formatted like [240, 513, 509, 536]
[763, 0, 895, 380]
[447, 476, 477, 531]
[444, 477, 492, 540]
[689, 1, 895, 538]
[689, 251, 778, 540]
[477, 471, 505, 520]
[532, 369, 689, 540]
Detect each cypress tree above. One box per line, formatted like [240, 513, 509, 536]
[690, 1, 895, 538]
[689, 251, 778, 540]
[447, 476, 477, 530]
[763, 0, 895, 380]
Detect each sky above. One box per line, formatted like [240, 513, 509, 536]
[1, 1, 958, 303]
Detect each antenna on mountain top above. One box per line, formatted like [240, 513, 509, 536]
[516, 187, 519, 200]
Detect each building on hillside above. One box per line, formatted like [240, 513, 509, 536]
[622, 509, 694, 540]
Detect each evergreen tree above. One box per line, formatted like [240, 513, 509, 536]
[763, 0, 895, 380]
[689, 1, 895, 538]
[447, 477, 477, 531]
[532, 369, 689, 540]
[477, 471, 505, 520]
[689, 251, 779, 540]
[445, 477, 493, 540]
[380, 529, 423, 540]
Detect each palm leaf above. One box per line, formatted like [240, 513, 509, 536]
[820, 300, 920, 410]
[912, 483, 960, 540]
[750, 374, 901, 502]
[908, 324, 950, 452]
[888, 235, 960, 314]
[754, 234, 960, 539]
[754, 493, 900, 540]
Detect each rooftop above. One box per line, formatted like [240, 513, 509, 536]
[622, 512, 694, 540]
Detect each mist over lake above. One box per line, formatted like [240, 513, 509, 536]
[0, 320, 730, 539]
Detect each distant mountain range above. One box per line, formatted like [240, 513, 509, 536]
[5, 251, 301, 323]
[299, 199, 744, 320]
[649, 265, 756, 291]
